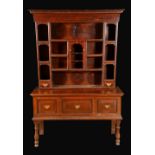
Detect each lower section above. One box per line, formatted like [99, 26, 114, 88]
[31, 87, 124, 147]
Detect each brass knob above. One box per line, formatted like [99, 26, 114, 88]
[42, 83, 49, 87]
[43, 105, 50, 110]
[106, 82, 112, 87]
[104, 104, 110, 109]
[75, 105, 80, 109]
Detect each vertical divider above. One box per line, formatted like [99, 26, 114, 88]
[48, 22, 52, 87]
[102, 22, 106, 86]
[67, 41, 69, 69]
[35, 22, 41, 85]
[68, 41, 71, 69]
[83, 40, 87, 85]
[83, 41, 87, 69]
[114, 23, 119, 85]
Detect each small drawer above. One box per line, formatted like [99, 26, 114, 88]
[37, 99, 57, 114]
[97, 99, 117, 113]
[104, 81, 114, 88]
[62, 99, 92, 113]
[39, 80, 51, 88]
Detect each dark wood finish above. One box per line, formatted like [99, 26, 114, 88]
[30, 9, 124, 147]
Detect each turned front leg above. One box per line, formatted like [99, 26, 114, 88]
[39, 121, 44, 135]
[115, 120, 121, 146]
[34, 121, 39, 147]
[111, 120, 116, 134]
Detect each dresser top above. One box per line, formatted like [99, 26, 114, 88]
[31, 87, 124, 97]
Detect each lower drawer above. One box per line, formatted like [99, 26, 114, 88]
[62, 99, 92, 113]
[37, 99, 57, 115]
[97, 99, 117, 113]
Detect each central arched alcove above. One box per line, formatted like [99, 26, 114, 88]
[71, 44, 83, 68]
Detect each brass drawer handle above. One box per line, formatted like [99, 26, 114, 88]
[42, 83, 49, 87]
[104, 104, 110, 109]
[43, 105, 50, 110]
[106, 82, 112, 87]
[75, 105, 80, 109]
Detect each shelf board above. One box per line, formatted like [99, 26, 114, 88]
[52, 68, 67, 71]
[72, 52, 82, 55]
[52, 69, 102, 72]
[105, 41, 116, 45]
[51, 39, 67, 42]
[87, 54, 102, 57]
[52, 85, 103, 88]
[71, 60, 83, 62]
[51, 39, 103, 42]
[87, 39, 103, 42]
[51, 54, 67, 57]
[39, 61, 50, 64]
[37, 41, 49, 45]
[87, 68, 102, 71]
[104, 61, 115, 64]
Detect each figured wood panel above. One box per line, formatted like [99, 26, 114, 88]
[37, 99, 57, 115]
[97, 99, 117, 113]
[62, 99, 92, 113]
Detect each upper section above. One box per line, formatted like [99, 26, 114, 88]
[30, 10, 124, 89]
[30, 9, 124, 23]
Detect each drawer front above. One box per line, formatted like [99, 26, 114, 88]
[97, 99, 117, 113]
[37, 99, 57, 115]
[62, 99, 92, 113]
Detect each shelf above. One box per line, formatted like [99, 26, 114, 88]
[51, 54, 67, 57]
[39, 61, 50, 65]
[37, 41, 49, 45]
[87, 39, 103, 41]
[87, 69, 102, 71]
[52, 69, 68, 71]
[52, 85, 104, 88]
[87, 54, 102, 57]
[72, 60, 82, 62]
[51, 39, 68, 42]
[72, 52, 83, 55]
[105, 41, 116, 45]
[52, 69, 102, 71]
[104, 61, 115, 64]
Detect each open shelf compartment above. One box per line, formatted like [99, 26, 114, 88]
[52, 71, 102, 87]
[38, 24, 48, 41]
[51, 41, 67, 54]
[87, 41, 103, 55]
[51, 23, 103, 39]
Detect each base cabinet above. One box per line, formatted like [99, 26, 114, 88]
[31, 87, 123, 147]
